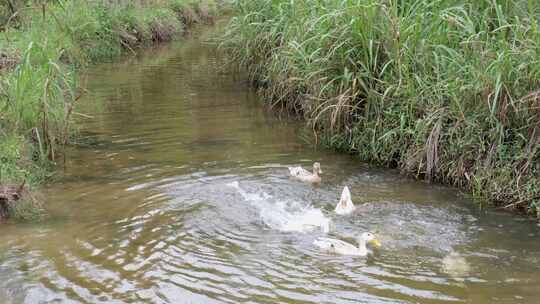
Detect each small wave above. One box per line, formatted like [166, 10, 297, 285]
[228, 181, 330, 233]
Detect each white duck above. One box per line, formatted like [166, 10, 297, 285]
[335, 186, 355, 215]
[313, 232, 381, 256]
[288, 162, 322, 183]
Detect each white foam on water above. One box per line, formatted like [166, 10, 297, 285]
[228, 181, 330, 233]
[442, 251, 471, 279]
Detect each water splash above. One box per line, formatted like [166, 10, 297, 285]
[227, 181, 330, 233]
[442, 251, 471, 279]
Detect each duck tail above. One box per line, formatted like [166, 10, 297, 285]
[340, 186, 351, 205]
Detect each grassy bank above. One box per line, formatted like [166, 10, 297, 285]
[222, 0, 540, 215]
[0, 0, 217, 219]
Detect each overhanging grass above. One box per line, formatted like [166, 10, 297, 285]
[221, 0, 540, 215]
[0, 0, 218, 219]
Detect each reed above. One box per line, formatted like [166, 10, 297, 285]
[0, 0, 218, 219]
[221, 0, 540, 215]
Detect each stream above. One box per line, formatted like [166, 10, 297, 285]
[1, 25, 540, 304]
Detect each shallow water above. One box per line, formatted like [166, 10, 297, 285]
[1, 26, 540, 304]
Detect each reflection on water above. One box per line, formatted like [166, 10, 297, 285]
[1, 25, 540, 304]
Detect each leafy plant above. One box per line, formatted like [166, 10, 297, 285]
[221, 0, 540, 214]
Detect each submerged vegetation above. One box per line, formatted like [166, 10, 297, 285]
[0, 0, 217, 219]
[222, 0, 540, 215]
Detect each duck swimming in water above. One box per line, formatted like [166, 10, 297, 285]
[313, 232, 381, 256]
[288, 162, 322, 183]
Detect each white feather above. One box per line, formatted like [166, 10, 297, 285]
[335, 186, 356, 215]
[288, 166, 310, 176]
[313, 232, 380, 256]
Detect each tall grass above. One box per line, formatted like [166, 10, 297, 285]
[0, 0, 218, 218]
[222, 0, 540, 215]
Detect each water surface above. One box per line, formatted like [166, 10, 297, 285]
[1, 26, 540, 304]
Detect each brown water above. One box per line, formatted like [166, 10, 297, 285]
[1, 26, 540, 304]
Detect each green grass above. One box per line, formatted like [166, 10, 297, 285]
[221, 0, 540, 215]
[0, 0, 218, 219]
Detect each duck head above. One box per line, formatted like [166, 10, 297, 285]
[359, 232, 381, 248]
